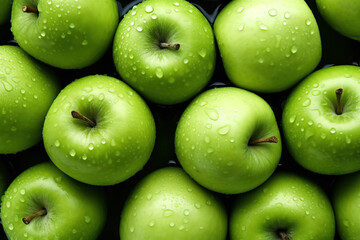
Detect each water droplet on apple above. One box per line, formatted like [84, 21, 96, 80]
[312, 90, 320, 96]
[69, 149, 76, 157]
[136, 26, 143, 32]
[198, 49, 206, 58]
[20, 189, 25, 195]
[163, 209, 174, 217]
[194, 203, 201, 209]
[258, 58, 264, 64]
[130, 227, 135, 232]
[217, 124, 231, 135]
[84, 216, 91, 223]
[205, 108, 219, 121]
[344, 73, 351, 78]
[145, 5, 153, 13]
[207, 148, 214, 153]
[178, 225, 185, 231]
[305, 19, 311, 26]
[320, 133, 326, 139]
[284, 12, 291, 19]
[259, 24, 268, 31]
[241, 225, 246, 231]
[206, 200, 212, 206]
[8, 224, 14, 230]
[289, 115, 296, 123]
[183, 58, 189, 64]
[6, 201, 10, 208]
[72, 229, 77, 234]
[82, 154, 87, 161]
[238, 24, 245, 31]
[155, 68, 163, 78]
[10, 126, 16, 132]
[268, 9, 277, 16]
[148, 220, 155, 227]
[345, 136, 351, 144]
[55, 176, 62, 183]
[54, 140, 60, 147]
[69, 23, 75, 29]
[237, 7, 244, 13]
[82, 40, 88, 46]
[330, 128, 336, 134]
[291, 46, 298, 54]
[302, 98, 311, 107]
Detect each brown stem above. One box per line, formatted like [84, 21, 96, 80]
[160, 42, 180, 50]
[279, 232, 290, 240]
[336, 88, 343, 115]
[22, 5, 39, 14]
[71, 110, 96, 127]
[22, 209, 47, 224]
[249, 136, 278, 145]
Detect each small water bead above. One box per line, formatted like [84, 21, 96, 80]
[8, 224, 14, 231]
[305, 19, 311, 26]
[69, 23, 75, 29]
[84, 216, 91, 223]
[82, 154, 87, 160]
[148, 220, 155, 227]
[54, 140, 60, 147]
[82, 40, 88, 46]
[145, 5, 153, 13]
[69, 149, 76, 157]
[169, 222, 175, 227]
[178, 225, 185, 231]
[136, 26, 143, 32]
[268, 9, 277, 16]
[284, 12, 291, 19]
[302, 98, 311, 107]
[198, 49, 206, 58]
[237, 7, 244, 13]
[151, 13, 157, 19]
[330, 128, 336, 134]
[291, 46, 298, 54]
[173, 2, 179, 6]
[238, 24, 245, 31]
[183, 58, 189, 64]
[205, 108, 219, 121]
[155, 68, 163, 78]
[259, 24, 268, 31]
[184, 209, 190, 216]
[88, 143, 94, 150]
[217, 125, 231, 135]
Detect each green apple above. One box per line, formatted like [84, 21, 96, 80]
[175, 87, 281, 194]
[11, 0, 118, 69]
[120, 167, 227, 240]
[1, 162, 107, 239]
[282, 65, 360, 174]
[113, 0, 216, 105]
[230, 171, 335, 240]
[43, 75, 156, 185]
[333, 171, 360, 240]
[316, 0, 360, 41]
[214, 0, 321, 93]
[0, 0, 12, 25]
[0, 45, 60, 154]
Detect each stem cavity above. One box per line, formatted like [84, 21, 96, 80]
[159, 42, 180, 50]
[249, 136, 278, 145]
[22, 5, 39, 14]
[279, 231, 291, 240]
[336, 88, 343, 115]
[22, 209, 47, 225]
[71, 111, 96, 127]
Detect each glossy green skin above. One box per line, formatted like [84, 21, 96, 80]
[175, 87, 282, 194]
[120, 167, 227, 240]
[316, 0, 360, 41]
[0, 162, 107, 240]
[0, 45, 60, 154]
[11, 0, 118, 69]
[230, 171, 335, 240]
[214, 0, 321, 93]
[0, 0, 12, 25]
[113, 0, 216, 105]
[333, 171, 360, 240]
[282, 65, 360, 174]
[43, 75, 156, 185]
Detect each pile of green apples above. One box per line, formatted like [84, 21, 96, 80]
[0, 0, 359, 239]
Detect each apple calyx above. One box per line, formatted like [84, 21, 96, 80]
[335, 88, 343, 115]
[248, 136, 278, 145]
[22, 5, 38, 14]
[159, 42, 180, 50]
[71, 110, 96, 127]
[22, 208, 47, 224]
[279, 231, 291, 240]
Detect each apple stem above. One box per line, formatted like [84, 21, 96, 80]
[279, 232, 290, 240]
[22, 209, 47, 224]
[249, 136, 278, 145]
[335, 88, 343, 115]
[160, 42, 180, 50]
[71, 110, 96, 127]
[22, 5, 39, 14]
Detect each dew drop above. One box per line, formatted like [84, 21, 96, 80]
[330, 128, 336, 134]
[69, 149, 76, 157]
[155, 67, 163, 78]
[20, 189, 25, 195]
[291, 46, 298, 54]
[8, 224, 14, 231]
[163, 209, 174, 217]
[205, 108, 219, 121]
[130, 227, 135, 232]
[302, 98, 311, 107]
[305, 19, 311, 26]
[217, 124, 231, 135]
[289, 115, 296, 123]
[237, 7, 244, 13]
[198, 49, 206, 58]
[148, 220, 155, 227]
[136, 26, 143, 32]
[69, 23, 75, 29]
[184, 209, 190, 216]
[268, 9, 277, 16]
[238, 24, 245, 31]
[88, 143, 94, 150]
[82, 40, 88, 46]
[145, 5, 153, 13]
[54, 140, 60, 147]
[84, 216, 91, 223]
[284, 12, 291, 19]
[183, 58, 189, 64]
